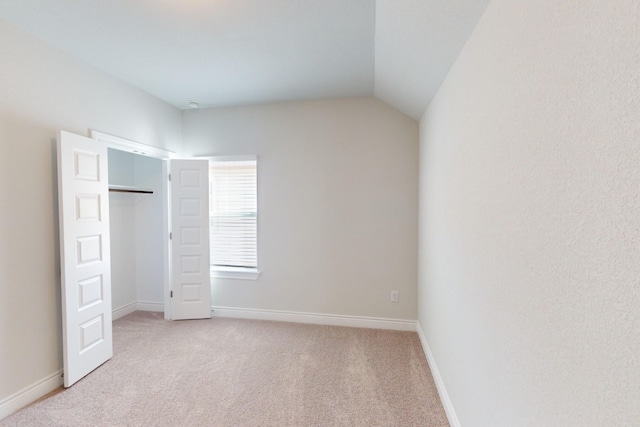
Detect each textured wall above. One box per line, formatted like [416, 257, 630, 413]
[418, 0, 640, 425]
[183, 98, 419, 320]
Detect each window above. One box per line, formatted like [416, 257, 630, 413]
[209, 157, 259, 280]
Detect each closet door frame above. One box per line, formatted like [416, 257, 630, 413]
[90, 130, 176, 320]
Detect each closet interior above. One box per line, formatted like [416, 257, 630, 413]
[107, 148, 167, 317]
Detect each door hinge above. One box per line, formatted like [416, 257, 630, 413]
[168, 173, 172, 181]
[169, 232, 172, 240]
[170, 290, 173, 298]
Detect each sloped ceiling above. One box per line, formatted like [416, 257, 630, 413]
[375, 0, 489, 119]
[0, 0, 488, 120]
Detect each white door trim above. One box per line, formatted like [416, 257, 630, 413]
[90, 130, 177, 159]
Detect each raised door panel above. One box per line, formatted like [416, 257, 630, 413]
[58, 130, 112, 387]
[170, 160, 211, 320]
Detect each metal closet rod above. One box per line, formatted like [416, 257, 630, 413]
[108, 186, 154, 194]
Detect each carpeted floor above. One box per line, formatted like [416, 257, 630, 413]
[2, 312, 449, 426]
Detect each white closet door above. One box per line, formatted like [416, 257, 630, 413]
[57, 130, 112, 387]
[170, 159, 211, 320]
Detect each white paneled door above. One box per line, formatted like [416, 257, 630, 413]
[170, 159, 211, 320]
[57, 130, 112, 387]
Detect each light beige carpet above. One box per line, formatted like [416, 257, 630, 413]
[2, 312, 449, 426]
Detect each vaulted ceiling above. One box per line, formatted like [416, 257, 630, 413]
[0, 0, 488, 120]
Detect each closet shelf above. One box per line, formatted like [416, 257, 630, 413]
[108, 185, 154, 194]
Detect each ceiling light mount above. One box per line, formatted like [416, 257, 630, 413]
[188, 101, 200, 109]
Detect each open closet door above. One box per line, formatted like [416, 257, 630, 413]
[57, 130, 112, 387]
[170, 159, 211, 320]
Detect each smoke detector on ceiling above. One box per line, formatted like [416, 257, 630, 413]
[188, 101, 200, 109]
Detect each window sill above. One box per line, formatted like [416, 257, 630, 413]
[210, 266, 261, 280]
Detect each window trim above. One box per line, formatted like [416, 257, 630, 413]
[205, 155, 260, 281]
[210, 265, 260, 280]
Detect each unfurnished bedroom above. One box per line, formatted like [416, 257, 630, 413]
[0, 0, 638, 426]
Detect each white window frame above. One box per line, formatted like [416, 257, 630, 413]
[207, 155, 260, 281]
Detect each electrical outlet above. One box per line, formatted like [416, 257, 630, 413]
[390, 291, 399, 302]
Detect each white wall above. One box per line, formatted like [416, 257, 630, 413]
[183, 98, 419, 320]
[109, 192, 137, 310]
[108, 149, 137, 311]
[0, 20, 181, 413]
[133, 154, 165, 306]
[418, 0, 640, 425]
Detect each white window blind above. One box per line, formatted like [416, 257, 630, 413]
[209, 160, 257, 269]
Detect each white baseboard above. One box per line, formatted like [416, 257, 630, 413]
[211, 306, 417, 331]
[0, 370, 63, 421]
[124, 302, 415, 332]
[416, 322, 461, 427]
[112, 302, 137, 320]
[113, 301, 163, 319]
[136, 301, 164, 312]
